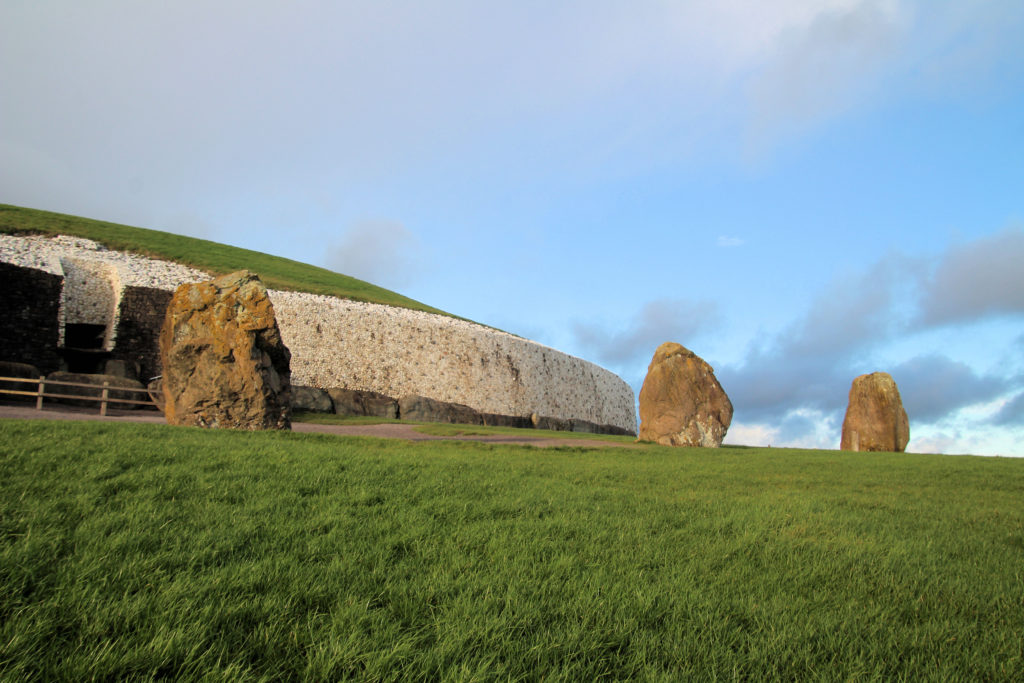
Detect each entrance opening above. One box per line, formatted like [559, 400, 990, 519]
[62, 324, 110, 372]
[64, 323, 106, 350]
[57, 258, 121, 374]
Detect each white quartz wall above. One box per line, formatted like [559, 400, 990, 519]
[271, 291, 637, 431]
[1, 234, 638, 431]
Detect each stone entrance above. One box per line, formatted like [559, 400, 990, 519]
[58, 257, 121, 373]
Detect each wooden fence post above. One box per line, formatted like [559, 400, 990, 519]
[36, 376, 45, 410]
[100, 381, 110, 417]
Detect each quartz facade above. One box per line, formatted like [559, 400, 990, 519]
[0, 234, 638, 431]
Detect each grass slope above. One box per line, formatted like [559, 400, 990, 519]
[0, 203, 453, 317]
[2, 419, 1023, 680]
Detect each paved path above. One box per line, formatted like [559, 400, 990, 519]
[0, 402, 637, 449]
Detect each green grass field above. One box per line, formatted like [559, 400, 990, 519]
[412, 422, 640, 444]
[0, 204, 454, 318]
[2, 419, 1022, 680]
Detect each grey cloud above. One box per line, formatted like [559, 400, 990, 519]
[325, 220, 425, 290]
[718, 255, 917, 423]
[891, 355, 1010, 422]
[786, 254, 920, 357]
[991, 392, 1024, 426]
[917, 227, 1024, 327]
[720, 229, 1023, 428]
[572, 299, 719, 368]
[717, 352, 849, 423]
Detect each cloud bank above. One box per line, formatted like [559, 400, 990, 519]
[720, 226, 1024, 448]
[580, 226, 1024, 451]
[918, 227, 1024, 326]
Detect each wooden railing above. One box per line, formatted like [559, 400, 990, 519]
[0, 375, 158, 415]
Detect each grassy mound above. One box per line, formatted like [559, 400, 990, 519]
[0, 204, 453, 317]
[2, 419, 1022, 679]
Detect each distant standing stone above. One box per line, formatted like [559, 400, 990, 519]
[638, 342, 733, 447]
[840, 372, 909, 452]
[159, 270, 292, 429]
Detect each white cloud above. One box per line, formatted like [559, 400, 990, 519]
[908, 433, 961, 455]
[724, 422, 779, 448]
[909, 417, 1024, 457]
[717, 236, 745, 248]
[725, 410, 837, 449]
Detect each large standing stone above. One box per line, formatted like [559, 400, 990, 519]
[159, 270, 292, 429]
[840, 372, 909, 452]
[638, 342, 733, 447]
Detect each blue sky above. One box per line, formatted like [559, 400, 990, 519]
[3, 1, 1023, 455]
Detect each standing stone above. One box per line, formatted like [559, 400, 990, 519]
[638, 342, 733, 447]
[840, 372, 909, 452]
[159, 270, 291, 429]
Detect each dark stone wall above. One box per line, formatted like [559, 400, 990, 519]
[112, 286, 173, 382]
[0, 262, 63, 373]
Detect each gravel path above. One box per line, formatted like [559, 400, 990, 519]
[0, 403, 638, 449]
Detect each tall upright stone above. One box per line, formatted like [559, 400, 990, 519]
[159, 270, 292, 429]
[638, 342, 733, 447]
[840, 372, 909, 452]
